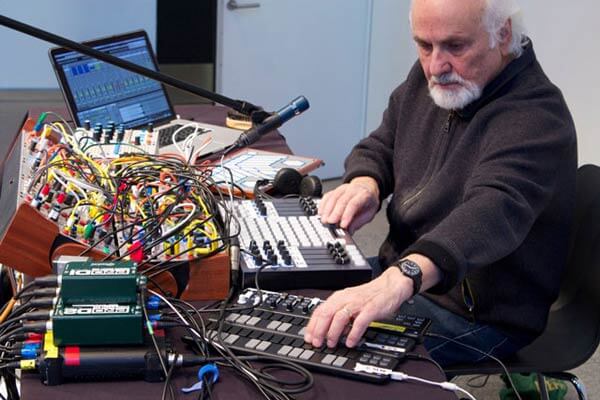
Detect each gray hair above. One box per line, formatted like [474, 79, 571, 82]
[483, 0, 527, 58]
[409, 0, 528, 58]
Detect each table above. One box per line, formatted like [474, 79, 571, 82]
[20, 354, 457, 400]
[21, 291, 456, 400]
[3, 105, 456, 399]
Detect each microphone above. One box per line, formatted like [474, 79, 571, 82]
[234, 96, 309, 149]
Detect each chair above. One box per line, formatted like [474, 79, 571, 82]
[445, 164, 600, 400]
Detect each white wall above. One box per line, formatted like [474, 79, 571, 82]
[519, 1, 599, 166]
[2, 1, 598, 166]
[0, 0, 156, 89]
[366, 1, 415, 135]
[366, 1, 600, 167]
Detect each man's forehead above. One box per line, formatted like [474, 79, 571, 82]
[411, 0, 486, 35]
[411, 0, 486, 30]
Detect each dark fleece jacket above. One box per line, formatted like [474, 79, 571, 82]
[343, 42, 577, 341]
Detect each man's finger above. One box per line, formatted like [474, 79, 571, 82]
[340, 193, 370, 230]
[319, 186, 347, 223]
[345, 303, 378, 348]
[308, 304, 336, 347]
[326, 307, 354, 348]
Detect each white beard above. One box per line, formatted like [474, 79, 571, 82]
[428, 72, 482, 110]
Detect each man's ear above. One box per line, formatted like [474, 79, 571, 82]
[498, 18, 513, 56]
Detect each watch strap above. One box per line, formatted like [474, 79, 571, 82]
[394, 259, 422, 297]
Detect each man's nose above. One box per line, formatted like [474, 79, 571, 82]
[430, 48, 452, 77]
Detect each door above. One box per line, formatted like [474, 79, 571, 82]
[216, 0, 373, 178]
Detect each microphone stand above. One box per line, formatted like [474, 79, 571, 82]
[0, 13, 269, 122]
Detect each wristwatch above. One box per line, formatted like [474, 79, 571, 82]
[396, 259, 423, 297]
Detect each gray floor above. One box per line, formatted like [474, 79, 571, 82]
[322, 178, 599, 400]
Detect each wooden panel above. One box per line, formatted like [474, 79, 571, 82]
[0, 203, 56, 276]
[182, 251, 230, 300]
[0, 203, 230, 299]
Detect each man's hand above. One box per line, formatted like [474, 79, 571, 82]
[319, 177, 380, 234]
[304, 267, 413, 348]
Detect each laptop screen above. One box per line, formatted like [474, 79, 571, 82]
[49, 31, 175, 129]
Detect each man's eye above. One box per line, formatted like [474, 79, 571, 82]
[418, 42, 432, 52]
[448, 43, 465, 52]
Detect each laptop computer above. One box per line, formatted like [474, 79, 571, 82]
[48, 30, 240, 158]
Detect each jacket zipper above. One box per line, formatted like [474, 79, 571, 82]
[461, 278, 476, 323]
[399, 111, 456, 210]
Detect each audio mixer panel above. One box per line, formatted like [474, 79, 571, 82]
[233, 197, 373, 289]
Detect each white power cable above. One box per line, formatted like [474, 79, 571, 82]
[354, 364, 477, 400]
[190, 135, 214, 163]
[160, 203, 196, 238]
[51, 173, 81, 202]
[172, 123, 199, 158]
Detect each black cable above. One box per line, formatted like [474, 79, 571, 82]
[144, 241, 228, 279]
[210, 288, 313, 398]
[425, 332, 522, 400]
[212, 288, 278, 398]
[405, 352, 445, 377]
[253, 179, 274, 200]
[0, 311, 50, 331]
[18, 115, 299, 396]
[140, 291, 170, 386]
[13, 282, 36, 300]
[46, 152, 234, 269]
[160, 361, 176, 400]
[466, 374, 491, 388]
[146, 291, 276, 398]
[81, 211, 158, 258]
[0, 363, 19, 400]
[257, 362, 315, 393]
[145, 293, 230, 398]
[167, 298, 209, 355]
[201, 373, 213, 400]
[118, 184, 217, 262]
[0, 300, 13, 319]
[0, 327, 25, 345]
[164, 298, 259, 316]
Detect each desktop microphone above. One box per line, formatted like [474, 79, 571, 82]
[234, 96, 309, 149]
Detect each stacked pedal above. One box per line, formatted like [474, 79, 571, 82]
[233, 198, 372, 289]
[205, 288, 431, 383]
[15, 261, 173, 385]
[51, 260, 146, 346]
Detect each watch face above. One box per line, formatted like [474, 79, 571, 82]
[400, 260, 421, 277]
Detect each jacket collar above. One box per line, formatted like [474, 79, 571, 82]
[456, 39, 536, 119]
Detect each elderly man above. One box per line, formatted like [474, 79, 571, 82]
[305, 0, 577, 366]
